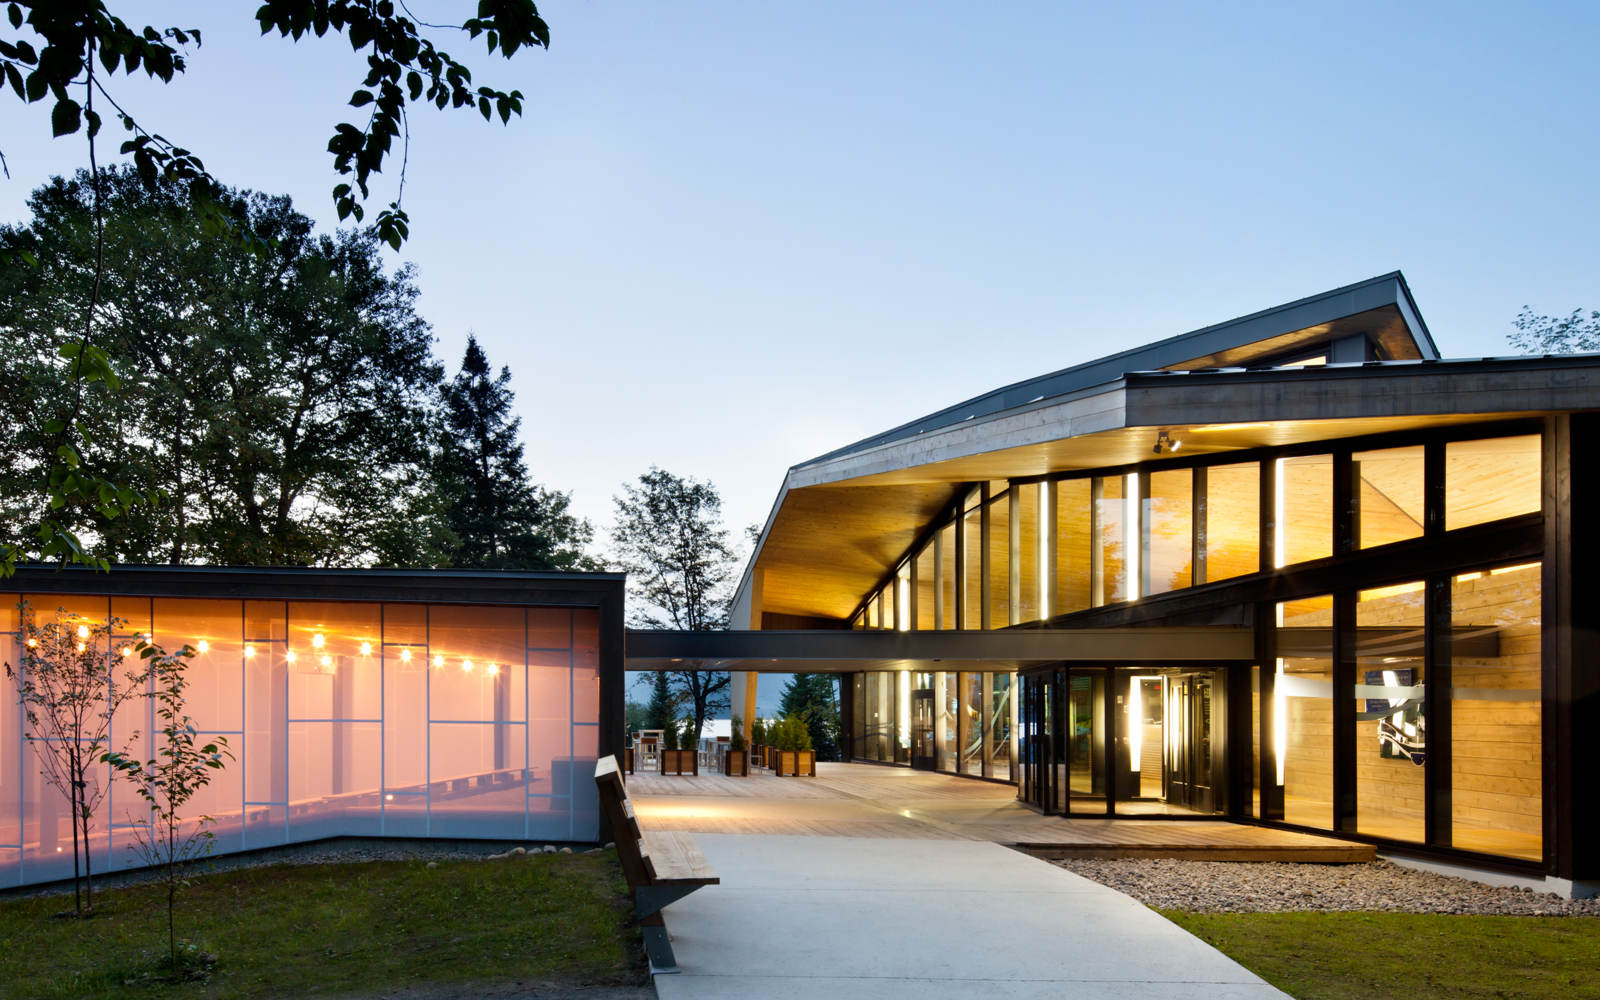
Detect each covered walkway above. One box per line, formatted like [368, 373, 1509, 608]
[631, 762, 1372, 861]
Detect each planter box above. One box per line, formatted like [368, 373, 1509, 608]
[659, 748, 698, 776]
[770, 749, 817, 777]
[723, 748, 749, 776]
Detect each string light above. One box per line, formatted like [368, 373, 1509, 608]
[312, 633, 325, 649]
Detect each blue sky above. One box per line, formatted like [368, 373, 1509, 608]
[5, 3, 1596, 713]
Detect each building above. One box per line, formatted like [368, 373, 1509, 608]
[712, 272, 1599, 893]
[0, 567, 625, 888]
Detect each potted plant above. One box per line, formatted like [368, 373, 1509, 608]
[750, 716, 768, 768]
[659, 717, 699, 775]
[724, 715, 749, 776]
[771, 716, 817, 777]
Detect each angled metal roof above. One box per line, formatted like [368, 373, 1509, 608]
[799, 271, 1436, 469]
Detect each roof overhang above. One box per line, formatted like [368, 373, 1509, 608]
[626, 626, 1255, 672]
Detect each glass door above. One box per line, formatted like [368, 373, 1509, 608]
[1164, 672, 1216, 812]
[910, 688, 936, 770]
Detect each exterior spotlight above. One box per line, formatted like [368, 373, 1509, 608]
[1153, 429, 1182, 454]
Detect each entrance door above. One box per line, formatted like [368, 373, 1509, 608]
[910, 688, 936, 770]
[1164, 672, 1216, 812]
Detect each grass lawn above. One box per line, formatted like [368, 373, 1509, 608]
[1165, 910, 1600, 1000]
[0, 852, 646, 1000]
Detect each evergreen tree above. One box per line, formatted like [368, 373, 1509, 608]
[434, 336, 593, 569]
[778, 674, 842, 761]
[643, 672, 677, 732]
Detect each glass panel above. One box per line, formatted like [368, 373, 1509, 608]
[1356, 581, 1426, 843]
[914, 543, 937, 630]
[1355, 445, 1425, 548]
[962, 507, 982, 628]
[1016, 483, 1043, 623]
[429, 722, 529, 839]
[1068, 670, 1104, 813]
[988, 492, 1010, 628]
[1055, 479, 1092, 615]
[938, 523, 957, 629]
[1094, 476, 1128, 605]
[895, 568, 911, 632]
[1451, 562, 1542, 861]
[1276, 595, 1333, 830]
[1201, 462, 1258, 583]
[1447, 435, 1541, 530]
[1277, 455, 1332, 566]
[153, 598, 244, 732]
[1144, 469, 1192, 596]
[961, 672, 983, 776]
[850, 674, 865, 757]
[937, 672, 958, 771]
[988, 672, 1013, 781]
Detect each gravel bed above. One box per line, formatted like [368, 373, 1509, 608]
[1052, 858, 1600, 916]
[4, 838, 605, 901]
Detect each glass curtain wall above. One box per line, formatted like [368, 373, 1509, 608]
[2, 596, 602, 889]
[853, 669, 1016, 779]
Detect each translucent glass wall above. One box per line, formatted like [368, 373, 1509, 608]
[0, 595, 604, 888]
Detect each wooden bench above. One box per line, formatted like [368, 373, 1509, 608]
[594, 755, 719, 974]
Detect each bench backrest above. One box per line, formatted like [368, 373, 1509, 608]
[594, 755, 656, 888]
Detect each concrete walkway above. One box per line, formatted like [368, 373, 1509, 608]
[651, 834, 1289, 999]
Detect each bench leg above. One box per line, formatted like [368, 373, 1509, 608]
[639, 913, 678, 974]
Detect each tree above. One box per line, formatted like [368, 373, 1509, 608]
[4, 601, 151, 915]
[0, 1, 551, 576]
[103, 641, 232, 977]
[778, 674, 842, 761]
[612, 468, 739, 742]
[0, 169, 446, 566]
[434, 335, 593, 569]
[1510, 306, 1600, 354]
[642, 672, 677, 733]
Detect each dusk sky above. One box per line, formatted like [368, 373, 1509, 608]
[5, 3, 1597, 709]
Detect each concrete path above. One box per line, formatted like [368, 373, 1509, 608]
[651, 834, 1289, 999]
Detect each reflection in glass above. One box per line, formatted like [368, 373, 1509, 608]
[1355, 582, 1426, 843]
[1144, 469, 1192, 596]
[1451, 563, 1542, 861]
[1276, 455, 1332, 566]
[1354, 446, 1424, 548]
[1447, 436, 1541, 530]
[1056, 479, 1092, 615]
[1201, 463, 1259, 582]
[1277, 595, 1333, 830]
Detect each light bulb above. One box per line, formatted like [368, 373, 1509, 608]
[360, 641, 372, 655]
[26, 638, 36, 648]
[320, 654, 332, 668]
[487, 663, 500, 677]
[77, 625, 89, 639]
[286, 650, 297, 663]
[121, 646, 133, 658]
[462, 659, 474, 672]
[399, 648, 412, 663]
[312, 633, 325, 649]
[432, 654, 443, 669]
[244, 644, 256, 659]
[76, 642, 86, 653]
[196, 639, 209, 653]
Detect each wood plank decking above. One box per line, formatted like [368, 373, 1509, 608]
[629, 763, 1375, 862]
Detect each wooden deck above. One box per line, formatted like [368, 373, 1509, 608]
[628, 762, 1375, 862]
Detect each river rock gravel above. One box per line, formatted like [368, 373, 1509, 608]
[1052, 858, 1600, 916]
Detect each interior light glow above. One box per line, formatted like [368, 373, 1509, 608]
[312, 633, 325, 649]
[1038, 485, 1050, 619]
[77, 625, 89, 639]
[896, 572, 910, 632]
[25, 638, 36, 648]
[76, 642, 86, 653]
[120, 646, 133, 658]
[1128, 678, 1143, 772]
[320, 653, 332, 668]
[487, 663, 500, 677]
[1192, 422, 1272, 433]
[1491, 562, 1540, 576]
[1273, 458, 1287, 569]
[897, 672, 911, 750]
[385, 793, 394, 802]
[286, 650, 297, 663]
[399, 648, 412, 663]
[360, 641, 372, 655]
[1125, 472, 1141, 600]
[196, 639, 209, 653]
[244, 644, 256, 659]
[432, 654, 444, 669]
[462, 659, 475, 672]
